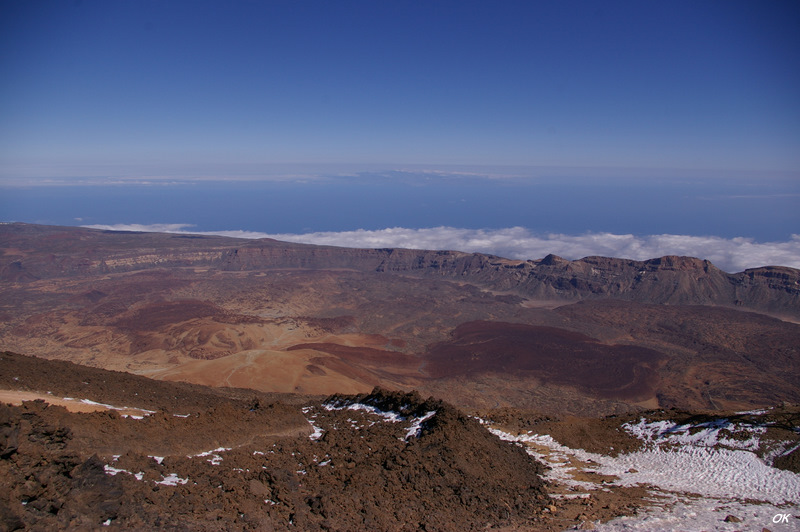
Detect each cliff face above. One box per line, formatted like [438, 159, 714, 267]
[220, 244, 800, 317]
[375, 250, 800, 316]
[2, 223, 798, 318]
[3, 223, 799, 415]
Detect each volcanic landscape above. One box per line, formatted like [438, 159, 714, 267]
[1, 222, 799, 530]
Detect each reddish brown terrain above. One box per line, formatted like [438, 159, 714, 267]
[1, 223, 798, 416]
[1, 223, 799, 530]
[1, 352, 557, 531]
[2, 352, 798, 531]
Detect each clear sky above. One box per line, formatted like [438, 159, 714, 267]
[1, 1, 799, 271]
[2, 0, 799, 177]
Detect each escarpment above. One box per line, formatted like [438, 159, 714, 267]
[2, 223, 797, 317]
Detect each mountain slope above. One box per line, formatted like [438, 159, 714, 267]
[0, 352, 548, 531]
[2, 223, 798, 317]
[1, 223, 799, 415]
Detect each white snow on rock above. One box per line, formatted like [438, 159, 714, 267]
[156, 473, 189, 486]
[487, 428, 602, 489]
[319, 401, 437, 441]
[190, 447, 231, 466]
[323, 401, 403, 422]
[596, 496, 799, 532]
[622, 417, 765, 451]
[308, 421, 324, 441]
[104, 463, 190, 486]
[405, 411, 436, 440]
[489, 425, 800, 504]
[103, 465, 144, 481]
[302, 407, 325, 440]
[80, 398, 156, 416]
[485, 421, 800, 531]
[599, 446, 800, 505]
[58, 397, 157, 418]
[735, 409, 768, 416]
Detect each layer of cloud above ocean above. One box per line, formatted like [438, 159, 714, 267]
[82, 224, 800, 274]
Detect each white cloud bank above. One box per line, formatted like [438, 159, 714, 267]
[83, 224, 800, 273]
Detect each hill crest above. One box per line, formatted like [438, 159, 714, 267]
[2, 223, 797, 318]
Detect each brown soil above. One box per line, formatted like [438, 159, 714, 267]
[2, 352, 797, 530]
[424, 321, 664, 401]
[479, 409, 646, 457]
[4, 226, 800, 417]
[774, 445, 800, 473]
[0, 391, 152, 417]
[0, 390, 549, 531]
[2, 225, 799, 529]
[288, 342, 421, 382]
[0, 351, 311, 414]
[0, 353, 552, 531]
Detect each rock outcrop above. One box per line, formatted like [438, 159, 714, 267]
[2, 223, 798, 318]
[0, 353, 549, 531]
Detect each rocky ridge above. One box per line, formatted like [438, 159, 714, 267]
[0, 352, 549, 531]
[2, 352, 798, 531]
[2, 223, 798, 318]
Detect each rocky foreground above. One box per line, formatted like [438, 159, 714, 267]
[2, 352, 799, 531]
[0, 352, 550, 531]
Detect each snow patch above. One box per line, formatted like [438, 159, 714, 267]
[486, 422, 800, 531]
[308, 421, 324, 441]
[190, 447, 230, 466]
[622, 417, 766, 451]
[60, 397, 157, 417]
[322, 401, 437, 441]
[489, 425, 799, 505]
[156, 473, 189, 486]
[405, 411, 437, 440]
[596, 495, 799, 531]
[323, 401, 403, 423]
[735, 409, 768, 416]
[488, 428, 604, 489]
[303, 407, 325, 440]
[103, 465, 144, 481]
[600, 446, 800, 505]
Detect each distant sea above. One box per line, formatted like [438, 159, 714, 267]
[1, 175, 797, 241]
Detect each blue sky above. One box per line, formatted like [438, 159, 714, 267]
[1, 1, 799, 270]
[2, 0, 798, 174]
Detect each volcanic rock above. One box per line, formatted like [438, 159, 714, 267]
[0, 357, 550, 531]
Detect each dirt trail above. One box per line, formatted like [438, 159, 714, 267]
[0, 390, 153, 417]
